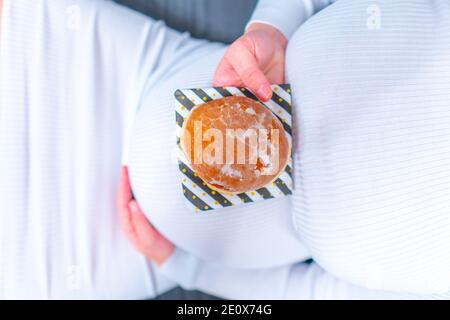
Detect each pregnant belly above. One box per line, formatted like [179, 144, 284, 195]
[287, 0, 450, 294]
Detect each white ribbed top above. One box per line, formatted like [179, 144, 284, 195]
[0, 0, 184, 299]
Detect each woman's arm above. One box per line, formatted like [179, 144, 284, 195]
[118, 167, 175, 266]
[159, 248, 450, 300]
[248, 0, 337, 40]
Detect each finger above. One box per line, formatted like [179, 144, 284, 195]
[129, 200, 157, 246]
[213, 57, 241, 87]
[228, 42, 272, 101]
[118, 166, 132, 211]
[124, 200, 142, 249]
[120, 201, 135, 236]
[265, 65, 285, 85]
[117, 167, 135, 236]
[129, 201, 175, 265]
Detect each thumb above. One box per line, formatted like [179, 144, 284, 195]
[228, 43, 272, 101]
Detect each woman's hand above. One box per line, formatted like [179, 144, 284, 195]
[214, 23, 287, 102]
[118, 167, 175, 266]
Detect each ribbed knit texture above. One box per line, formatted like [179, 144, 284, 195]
[0, 0, 187, 299]
[2, 0, 450, 299]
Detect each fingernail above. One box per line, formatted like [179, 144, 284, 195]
[256, 84, 272, 101]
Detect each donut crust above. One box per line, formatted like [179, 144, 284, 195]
[180, 96, 290, 194]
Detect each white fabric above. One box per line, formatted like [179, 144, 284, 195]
[2, 0, 450, 300]
[0, 0, 192, 299]
[158, 0, 450, 298]
[160, 248, 450, 299]
[248, 0, 336, 39]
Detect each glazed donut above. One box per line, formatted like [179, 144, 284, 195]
[180, 96, 290, 194]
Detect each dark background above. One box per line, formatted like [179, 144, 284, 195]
[114, 0, 258, 43]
